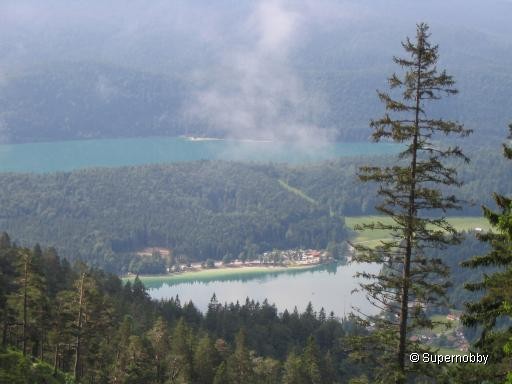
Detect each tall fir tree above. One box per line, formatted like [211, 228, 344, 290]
[147, 317, 171, 384]
[168, 318, 194, 383]
[8, 247, 46, 357]
[351, 23, 470, 383]
[227, 329, 255, 384]
[124, 335, 155, 384]
[282, 352, 306, 384]
[56, 268, 115, 382]
[0, 233, 17, 349]
[193, 334, 219, 384]
[302, 336, 322, 384]
[461, 123, 512, 383]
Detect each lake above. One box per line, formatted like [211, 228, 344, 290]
[0, 136, 400, 173]
[140, 262, 381, 317]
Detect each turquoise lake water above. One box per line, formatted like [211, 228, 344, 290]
[0, 137, 399, 173]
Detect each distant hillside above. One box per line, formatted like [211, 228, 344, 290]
[0, 0, 511, 144]
[1, 62, 510, 145]
[0, 63, 193, 143]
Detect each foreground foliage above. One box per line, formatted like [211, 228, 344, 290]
[460, 124, 512, 383]
[0, 348, 74, 384]
[0, 235, 367, 383]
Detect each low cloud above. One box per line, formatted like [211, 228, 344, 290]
[185, 0, 334, 144]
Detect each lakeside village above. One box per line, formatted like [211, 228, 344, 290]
[133, 246, 337, 274]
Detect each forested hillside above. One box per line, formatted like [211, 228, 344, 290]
[2, 60, 510, 146]
[286, 148, 512, 216]
[0, 161, 347, 273]
[3, 61, 510, 145]
[0, 63, 188, 143]
[0, 149, 508, 273]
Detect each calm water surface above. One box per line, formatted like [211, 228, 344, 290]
[0, 137, 400, 173]
[145, 262, 380, 317]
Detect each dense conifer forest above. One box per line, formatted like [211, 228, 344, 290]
[0, 226, 508, 383]
[0, 236, 371, 383]
[0, 148, 509, 274]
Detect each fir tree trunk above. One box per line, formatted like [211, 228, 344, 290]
[53, 343, 59, 376]
[397, 42, 422, 379]
[22, 256, 28, 356]
[74, 273, 85, 381]
[156, 358, 161, 384]
[2, 321, 7, 347]
[40, 325, 44, 360]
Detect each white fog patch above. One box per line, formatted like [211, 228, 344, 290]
[95, 75, 120, 102]
[0, 120, 7, 144]
[185, 0, 334, 145]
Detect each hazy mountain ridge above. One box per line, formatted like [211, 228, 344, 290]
[1, 0, 511, 144]
[0, 62, 191, 142]
[1, 61, 510, 144]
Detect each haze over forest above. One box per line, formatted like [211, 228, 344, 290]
[1, 0, 511, 144]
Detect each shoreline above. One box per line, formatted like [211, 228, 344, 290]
[121, 262, 329, 282]
[181, 135, 274, 143]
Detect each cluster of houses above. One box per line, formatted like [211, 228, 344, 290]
[261, 249, 331, 265]
[410, 312, 469, 352]
[133, 246, 332, 274]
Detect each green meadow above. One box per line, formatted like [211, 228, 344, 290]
[345, 216, 491, 247]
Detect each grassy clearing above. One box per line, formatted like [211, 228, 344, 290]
[345, 216, 490, 246]
[278, 179, 317, 205]
[345, 216, 393, 247]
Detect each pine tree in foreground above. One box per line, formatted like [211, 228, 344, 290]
[350, 23, 470, 383]
[460, 123, 512, 383]
[8, 247, 46, 357]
